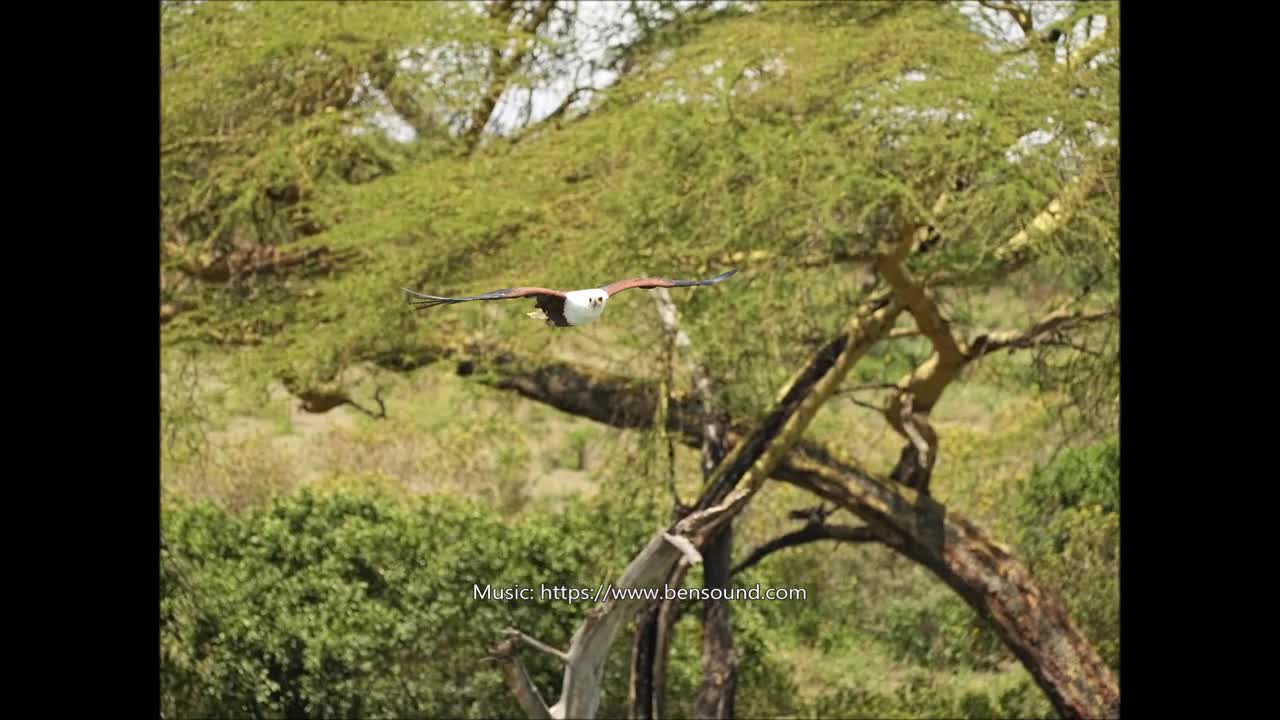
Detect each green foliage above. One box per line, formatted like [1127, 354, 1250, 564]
[874, 593, 1007, 672]
[799, 672, 1054, 720]
[161, 485, 658, 718]
[161, 1, 470, 256]
[1015, 434, 1120, 672]
[1017, 434, 1119, 557]
[162, 0, 1119, 424]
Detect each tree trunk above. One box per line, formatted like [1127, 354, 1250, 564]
[694, 523, 735, 719]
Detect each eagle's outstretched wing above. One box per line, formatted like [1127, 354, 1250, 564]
[401, 285, 565, 310]
[601, 269, 737, 297]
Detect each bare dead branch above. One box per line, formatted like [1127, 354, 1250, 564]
[652, 559, 690, 719]
[503, 627, 571, 664]
[493, 635, 554, 719]
[508, 500, 727, 718]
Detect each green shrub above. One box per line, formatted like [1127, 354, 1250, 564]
[1014, 434, 1120, 673]
[874, 592, 1008, 672]
[160, 485, 658, 718]
[800, 674, 1055, 720]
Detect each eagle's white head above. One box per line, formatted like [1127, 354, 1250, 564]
[563, 288, 610, 326]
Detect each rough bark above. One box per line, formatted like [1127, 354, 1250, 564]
[694, 523, 735, 720]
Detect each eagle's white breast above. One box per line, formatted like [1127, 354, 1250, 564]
[564, 289, 608, 326]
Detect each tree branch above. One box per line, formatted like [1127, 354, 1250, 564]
[502, 627, 571, 664]
[872, 160, 1109, 493]
[493, 635, 554, 719]
[994, 164, 1106, 269]
[877, 218, 964, 365]
[873, 215, 965, 494]
[967, 308, 1114, 358]
[690, 293, 901, 515]
[731, 523, 879, 577]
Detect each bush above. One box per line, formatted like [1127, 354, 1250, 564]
[874, 592, 1009, 672]
[160, 485, 658, 718]
[800, 673, 1055, 719]
[1014, 434, 1120, 673]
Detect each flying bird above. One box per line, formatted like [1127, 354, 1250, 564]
[402, 269, 737, 327]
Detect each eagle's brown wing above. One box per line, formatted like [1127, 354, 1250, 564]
[402, 285, 565, 309]
[402, 285, 573, 326]
[600, 269, 737, 297]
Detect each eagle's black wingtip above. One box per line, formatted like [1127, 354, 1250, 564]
[402, 287, 455, 309]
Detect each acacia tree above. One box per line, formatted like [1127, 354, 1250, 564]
[162, 1, 1118, 718]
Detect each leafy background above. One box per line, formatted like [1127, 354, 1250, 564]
[161, 2, 1118, 717]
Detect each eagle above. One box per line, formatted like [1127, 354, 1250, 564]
[402, 269, 737, 327]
